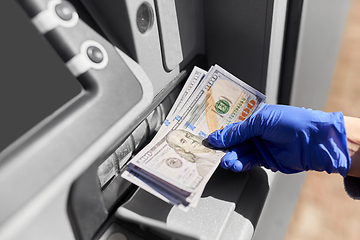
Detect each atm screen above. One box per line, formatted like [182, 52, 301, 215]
[0, 0, 82, 152]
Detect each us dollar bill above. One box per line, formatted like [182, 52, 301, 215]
[158, 65, 266, 138]
[122, 166, 204, 209]
[167, 66, 207, 119]
[122, 65, 266, 208]
[156, 67, 207, 138]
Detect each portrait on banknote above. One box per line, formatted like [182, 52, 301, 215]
[166, 129, 224, 177]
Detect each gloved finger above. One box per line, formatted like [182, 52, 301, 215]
[220, 151, 238, 169]
[220, 141, 258, 172]
[231, 153, 258, 172]
[221, 151, 258, 172]
[207, 120, 253, 148]
[220, 141, 253, 169]
[207, 122, 239, 148]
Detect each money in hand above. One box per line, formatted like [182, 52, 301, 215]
[122, 65, 266, 210]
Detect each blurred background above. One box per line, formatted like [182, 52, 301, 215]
[285, 0, 360, 239]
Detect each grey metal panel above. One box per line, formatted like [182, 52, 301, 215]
[0, 0, 154, 238]
[113, 166, 270, 240]
[79, 0, 205, 96]
[290, 0, 350, 109]
[0, 0, 82, 152]
[175, 0, 204, 67]
[252, 171, 306, 240]
[203, 0, 274, 93]
[155, 0, 183, 71]
[265, 0, 288, 104]
[254, 1, 350, 239]
[118, 168, 250, 240]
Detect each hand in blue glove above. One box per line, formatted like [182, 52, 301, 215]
[207, 104, 351, 177]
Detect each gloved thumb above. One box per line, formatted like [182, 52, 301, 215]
[207, 118, 255, 149]
[207, 104, 267, 148]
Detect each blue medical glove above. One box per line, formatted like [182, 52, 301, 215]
[207, 104, 351, 177]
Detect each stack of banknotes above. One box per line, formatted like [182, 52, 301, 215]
[122, 65, 266, 210]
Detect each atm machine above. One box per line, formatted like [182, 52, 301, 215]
[0, 0, 350, 239]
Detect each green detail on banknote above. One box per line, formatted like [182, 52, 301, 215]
[225, 97, 247, 125]
[215, 99, 230, 114]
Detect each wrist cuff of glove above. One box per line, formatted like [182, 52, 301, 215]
[313, 111, 351, 177]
